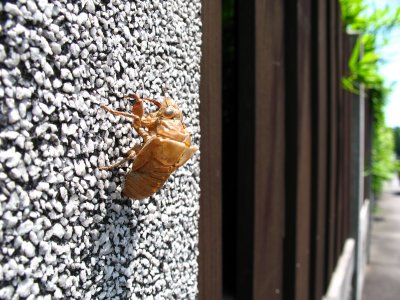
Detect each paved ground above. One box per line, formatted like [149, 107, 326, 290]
[362, 178, 400, 300]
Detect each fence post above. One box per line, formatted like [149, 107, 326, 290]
[350, 48, 365, 300]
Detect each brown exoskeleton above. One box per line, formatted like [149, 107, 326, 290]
[99, 93, 198, 200]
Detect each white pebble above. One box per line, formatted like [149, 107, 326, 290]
[62, 82, 75, 93]
[34, 71, 45, 85]
[53, 79, 62, 89]
[85, 0, 96, 13]
[1, 130, 19, 139]
[40, 36, 53, 54]
[4, 3, 22, 16]
[70, 43, 80, 57]
[3, 211, 18, 228]
[77, 12, 88, 25]
[81, 48, 89, 59]
[26, 0, 38, 13]
[8, 109, 20, 123]
[16, 279, 34, 298]
[61, 68, 72, 80]
[61, 123, 78, 136]
[18, 220, 34, 235]
[42, 62, 54, 76]
[50, 42, 62, 55]
[60, 187, 68, 200]
[10, 168, 22, 180]
[52, 223, 66, 239]
[21, 241, 36, 258]
[15, 87, 31, 100]
[5, 152, 21, 168]
[0, 286, 14, 300]
[0, 45, 6, 61]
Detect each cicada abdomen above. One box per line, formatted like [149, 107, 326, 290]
[122, 136, 197, 200]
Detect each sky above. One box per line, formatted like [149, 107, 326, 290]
[370, 0, 400, 127]
[379, 27, 400, 128]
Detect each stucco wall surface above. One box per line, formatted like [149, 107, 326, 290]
[0, 0, 201, 299]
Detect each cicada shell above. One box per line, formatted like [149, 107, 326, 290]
[99, 94, 198, 200]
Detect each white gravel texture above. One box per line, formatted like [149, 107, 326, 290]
[0, 0, 201, 299]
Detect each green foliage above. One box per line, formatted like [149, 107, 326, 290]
[340, 0, 400, 33]
[339, 0, 367, 29]
[339, 0, 400, 196]
[340, 0, 400, 94]
[394, 160, 400, 173]
[394, 127, 400, 180]
[393, 127, 400, 158]
[341, 34, 384, 94]
[371, 126, 396, 195]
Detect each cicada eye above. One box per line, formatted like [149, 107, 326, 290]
[163, 107, 175, 118]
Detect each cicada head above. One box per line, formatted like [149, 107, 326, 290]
[157, 98, 183, 121]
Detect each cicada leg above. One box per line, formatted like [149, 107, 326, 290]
[98, 158, 130, 171]
[100, 104, 151, 140]
[123, 93, 161, 108]
[98, 149, 137, 171]
[121, 144, 142, 158]
[100, 105, 141, 123]
[123, 94, 144, 128]
[123, 94, 161, 132]
[142, 97, 161, 107]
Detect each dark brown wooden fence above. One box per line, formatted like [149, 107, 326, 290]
[199, 0, 371, 299]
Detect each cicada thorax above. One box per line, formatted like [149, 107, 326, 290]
[156, 119, 192, 146]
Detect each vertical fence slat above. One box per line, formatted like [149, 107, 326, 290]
[310, 0, 329, 298]
[349, 31, 366, 300]
[296, 0, 312, 299]
[343, 33, 354, 243]
[326, 0, 339, 282]
[253, 0, 285, 299]
[199, 0, 222, 298]
[336, 19, 343, 258]
[236, 0, 256, 298]
[284, 0, 313, 299]
[338, 25, 343, 259]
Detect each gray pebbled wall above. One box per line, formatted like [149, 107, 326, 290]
[0, 0, 201, 299]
